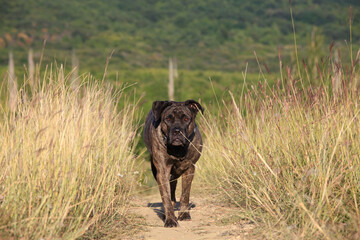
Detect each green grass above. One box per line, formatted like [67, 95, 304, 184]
[106, 68, 275, 108]
[1, 63, 277, 119]
[2, 0, 360, 73]
[0, 66, 140, 239]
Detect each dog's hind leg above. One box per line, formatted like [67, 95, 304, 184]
[170, 175, 177, 209]
[150, 156, 157, 179]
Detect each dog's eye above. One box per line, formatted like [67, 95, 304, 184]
[183, 116, 190, 122]
[165, 116, 172, 121]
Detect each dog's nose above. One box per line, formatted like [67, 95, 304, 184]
[173, 129, 181, 135]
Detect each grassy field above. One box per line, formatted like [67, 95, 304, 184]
[0, 39, 359, 240]
[0, 67, 141, 239]
[0, 63, 277, 113]
[197, 50, 360, 239]
[1, 1, 359, 238]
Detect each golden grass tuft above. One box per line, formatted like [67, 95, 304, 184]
[0, 66, 139, 239]
[199, 61, 360, 239]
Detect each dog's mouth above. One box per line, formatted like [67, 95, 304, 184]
[167, 128, 187, 147]
[166, 130, 191, 158]
[167, 138, 188, 158]
[169, 137, 186, 146]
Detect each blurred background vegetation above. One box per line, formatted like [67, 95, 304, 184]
[0, 0, 359, 108]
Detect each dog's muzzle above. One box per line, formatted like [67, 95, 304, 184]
[169, 128, 186, 146]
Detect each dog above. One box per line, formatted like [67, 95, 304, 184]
[144, 100, 203, 227]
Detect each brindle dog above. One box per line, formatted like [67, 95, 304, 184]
[144, 100, 203, 227]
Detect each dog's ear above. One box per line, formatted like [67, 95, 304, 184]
[185, 100, 204, 116]
[152, 101, 173, 122]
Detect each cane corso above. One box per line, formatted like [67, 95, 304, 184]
[144, 100, 203, 227]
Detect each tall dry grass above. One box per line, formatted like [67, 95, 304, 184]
[199, 53, 360, 239]
[0, 66, 139, 239]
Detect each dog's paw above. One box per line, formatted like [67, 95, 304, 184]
[178, 212, 191, 221]
[164, 218, 179, 228]
[172, 200, 176, 209]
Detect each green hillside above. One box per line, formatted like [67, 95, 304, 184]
[0, 0, 359, 72]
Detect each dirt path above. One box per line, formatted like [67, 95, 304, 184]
[129, 191, 255, 240]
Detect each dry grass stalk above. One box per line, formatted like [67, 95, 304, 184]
[7, 51, 17, 113]
[0, 66, 139, 239]
[198, 58, 360, 239]
[28, 48, 35, 90]
[71, 49, 80, 89]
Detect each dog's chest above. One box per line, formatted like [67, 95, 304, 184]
[170, 159, 193, 177]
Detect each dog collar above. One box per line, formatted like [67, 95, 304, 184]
[187, 128, 196, 142]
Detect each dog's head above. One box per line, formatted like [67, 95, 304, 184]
[152, 100, 203, 149]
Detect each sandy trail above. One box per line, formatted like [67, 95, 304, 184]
[129, 191, 255, 240]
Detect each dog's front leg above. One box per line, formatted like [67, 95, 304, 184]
[155, 163, 178, 227]
[178, 165, 195, 221]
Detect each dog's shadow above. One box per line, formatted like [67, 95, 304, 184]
[147, 201, 196, 222]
